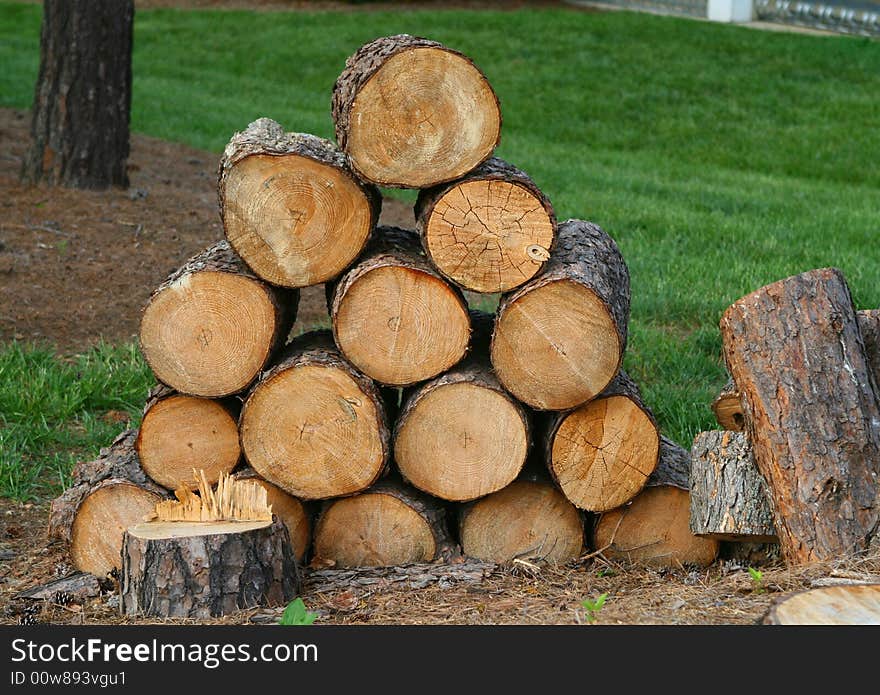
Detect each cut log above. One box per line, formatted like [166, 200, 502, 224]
[543, 371, 659, 512]
[762, 585, 880, 625]
[414, 157, 556, 293]
[305, 559, 496, 593]
[491, 219, 630, 410]
[720, 268, 880, 564]
[218, 118, 380, 288]
[711, 379, 744, 432]
[332, 34, 501, 188]
[394, 310, 529, 501]
[48, 429, 168, 543]
[235, 468, 312, 563]
[859, 309, 880, 394]
[240, 330, 390, 500]
[140, 241, 297, 397]
[70, 481, 165, 578]
[328, 226, 471, 386]
[121, 516, 298, 618]
[312, 480, 449, 567]
[689, 430, 777, 542]
[15, 572, 101, 603]
[459, 480, 584, 562]
[135, 386, 240, 490]
[593, 485, 719, 568]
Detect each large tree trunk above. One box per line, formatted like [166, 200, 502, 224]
[239, 330, 390, 500]
[543, 370, 660, 512]
[689, 430, 777, 542]
[414, 157, 556, 293]
[327, 226, 471, 386]
[135, 385, 241, 491]
[331, 34, 501, 188]
[139, 241, 298, 398]
[120, 517, 299, 618]
[218, 118, 380, 288]
[720, 268, 880, 564]
[312, 479, 450, 567]
[22, 0, 133, 188]
[458, 479, 584, 563]
[491, 219, 630, 410]
[393, 310, 530, 501]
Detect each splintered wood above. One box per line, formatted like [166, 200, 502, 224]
[149, 470, 273, 523]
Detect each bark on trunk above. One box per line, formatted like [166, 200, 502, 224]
[711, 378, 745, 432]
[218, 117, 380, 288]
[646, 436, 691, 491]
[543, 370, 660, 512]
[720, 268, 880, 564]
[414, 157, 556, 293]
[327, 226, 471, 386]
[394, 310, 530, 501]
[313, 479, 451, 567]
[491, 219, 630, 410]
[305, 559, 497, 592]
[239, 330, 390, 500]
[139, 240, 298, 397]
[859, 309, 880, 395]
[689, 430, 777, 541]
[331, 34, 501, 188]
[22, 0, 133, 188]
[120, 516, 299, 618]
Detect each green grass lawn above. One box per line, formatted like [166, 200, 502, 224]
[1, 3, 878, 500]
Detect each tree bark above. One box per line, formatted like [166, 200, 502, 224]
[689, 430, 777, 542]
[305, 559, 496, 593]
[139, 240, 298, 398]
[646, 436, 691, 491]
[491, 219, 630, 410]
[859, 309, 880, 395]
[218, 117, 380, 288]
[414, 157, 556, 293]
[240, 330, 390, 500]
[331, 34, 501, 188]
[120, 516, 299, 618]
[394, 310, 530, 501]
[327, 226, 471, 386]
[720, 268, 880, 564]
[312, 479, 451, 567]
[543, 370, 660, 512]
[22, 0, 133, 189]
[711, 378, 745, 431]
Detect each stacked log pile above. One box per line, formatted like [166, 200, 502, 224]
[64, 34, 874, 617]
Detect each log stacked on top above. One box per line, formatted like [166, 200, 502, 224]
[53, 34, 730, 614]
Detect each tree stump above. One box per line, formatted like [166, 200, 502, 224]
[414, 157, 556, 293]
[720, 268, 880, 564]
[762, 585, 880, 625]
[689, 430, 776, 542]
[543, 371, 659, 512]
[120, 516, 298, 618]
[219, 118, 380, 288]
[711, 379, 745, 431]
[459, 480, 584, 563]
[140, 241, 297, 397]
[328, 226, 471, 386]
[393, 311, 529, 501]
[240, 330, 390, 500]
[491, 219, 629, 410]
[135, 385, 240, 490]
[332, 34, 501, 188]
[312, 480, 449, 567]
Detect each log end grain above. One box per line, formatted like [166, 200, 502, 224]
[762, 584, 880, 625]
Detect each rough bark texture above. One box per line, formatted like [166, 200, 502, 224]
[711, 378, 745, 432]
[414, 157, 557, 293]
[15, 572, 101, 602]
[218, 117, 381, 287]
[491, 219, 630, 410]
[120, 516, 299, 618]
[646, 436, 692, 491]
[762, 584, 880, 625]
[331, 34, 501, 188]
[689, 430, 777, 541]
[859, 309, 880, 395]
[720, 268, 880, 564]
[22, 0, 133, 188]
[305, 560, 497, 592]
[48, 429, 168, 543]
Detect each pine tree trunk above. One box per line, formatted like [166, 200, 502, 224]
[218, 118, 380, 288]
[414, 157, 556, 293]
[491, 219, 630, 410]
[720, 268, 880, 564]
[22, 0, 133, 188]
[331, 34, 501, 188]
